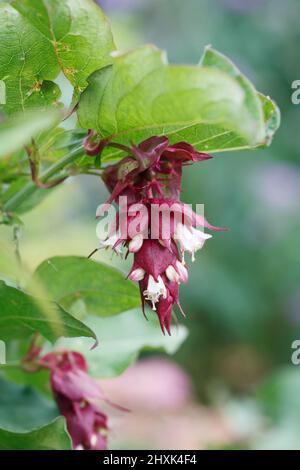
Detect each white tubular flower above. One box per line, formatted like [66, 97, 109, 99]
[128, 234, 144, 253]
[165, 265, 180, 283]
[99, 231, 122, 254]
[175, 260, 188, 283]
[128, 268, 146, 281]
[143, 275, 167, 311]
[175, 222, 212, 261]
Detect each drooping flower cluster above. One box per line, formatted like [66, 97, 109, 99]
[89, 135, 224, 334]
[40, 351, 114, 450]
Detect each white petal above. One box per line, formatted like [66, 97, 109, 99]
[143, 275, 167, 310]
[175, 222, 212, 259]
[99, 231, 122, 253]
[175, 223, 195, 252]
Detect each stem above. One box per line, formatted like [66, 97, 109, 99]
[29, 159, 68, 189]
[13, 225, 22, 268]
[0, 361, 21, 370]
[13, 225, 23, 288]
[82, 170, 103, 177]
[87, 248, 99, 259]
[3, 145, 84, 213]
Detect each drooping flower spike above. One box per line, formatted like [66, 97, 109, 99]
[40, 351, 126, 450]
[86, 134, 225, 334]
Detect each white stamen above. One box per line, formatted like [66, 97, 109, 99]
[128, 267, 145, 281]
[166, 265, 180, 283]
[128, 234, 144, 253]
[143, 275, 167, 311]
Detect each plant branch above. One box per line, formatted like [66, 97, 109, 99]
[3, 145, 84, 213]
[26, 143, 69, 189]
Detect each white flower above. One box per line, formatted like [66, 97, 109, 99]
[128, 268, 146, 281]
[175, 222, 212, 261]
[99, 231, 122, 254]
[143, 275, 167, 310]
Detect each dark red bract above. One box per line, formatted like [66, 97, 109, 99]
[92, 135, 224, 333]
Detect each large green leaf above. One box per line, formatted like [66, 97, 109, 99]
[0, 378, 58, 432]
[48, 308, 188, 377]
[0, 109, 61, 158]
[31, 256, 140, 317]
[199, 46, 280, 148]
[0, 417, 71, 450]
[78, 45, 279, 161]
[0, 0, 114, 113]
[0, 281, 96, 342]
[12, 0, 115, 91]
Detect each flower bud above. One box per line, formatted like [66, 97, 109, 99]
[128, 234, 144, 253]
[165, 265, 180, 283]
[175, 260, 188, 283]
[128, 268, 145, 281]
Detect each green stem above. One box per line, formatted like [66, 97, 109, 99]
[0, 361, 21, 369]
[3, 145, 84, 213]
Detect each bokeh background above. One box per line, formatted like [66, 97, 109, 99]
[2, 0, 300, 449]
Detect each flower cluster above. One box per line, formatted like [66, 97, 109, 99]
[40, 351, 113, 450]
[91, 136, 223, 334]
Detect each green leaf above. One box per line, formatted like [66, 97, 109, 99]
[15, 0, 114, 92]
[258, 92, 281, 147]
[31, 256, 140, 317]
[0, 417, 71, 450]
[200, 46, 280, 149]
[0, 0, 114, 113]
[78, 45, 279, 161]
[0, 2, 61, 114]
[0, 109, 61, 158]
[2, 365, 51, 397]
[0, 378, 58, 432]
[12, 0, 115, 91]
[48, 309, 188, 377]
[0, 281, 96, 343]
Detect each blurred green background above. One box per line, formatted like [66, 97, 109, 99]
[1, 0, 300, 449]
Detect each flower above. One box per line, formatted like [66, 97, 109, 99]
[175, 222, 212, 262]
[40, 351, 114, 450]
[89, 135, 225, 333]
